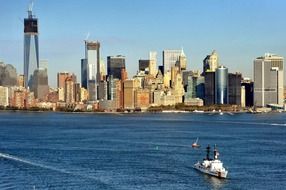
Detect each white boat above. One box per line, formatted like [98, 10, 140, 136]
[192, 137, 200, 148]
[193, 145, 228, 178]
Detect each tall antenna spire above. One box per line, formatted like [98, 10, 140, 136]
[28, 0, 34, 18]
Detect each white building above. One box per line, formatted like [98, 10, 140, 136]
[203, 50, 219, 74]
[0, 86, 9, 107]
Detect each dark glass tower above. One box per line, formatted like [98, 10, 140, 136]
[24, 3, 39, 89]
[107, 55, 126, 79]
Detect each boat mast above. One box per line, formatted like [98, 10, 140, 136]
[206, 145, 211, 160]
[214, 144, 218, 160]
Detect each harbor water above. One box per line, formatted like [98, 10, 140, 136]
[0, 112, 285, 189]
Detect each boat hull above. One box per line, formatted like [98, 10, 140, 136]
[193, 163, 228, 179]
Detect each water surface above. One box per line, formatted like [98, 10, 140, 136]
[0, 112, 285, 189]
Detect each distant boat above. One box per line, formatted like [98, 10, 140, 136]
[192, 138, 200, 148]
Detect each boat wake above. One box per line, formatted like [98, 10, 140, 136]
[270, 123, 286, 126]
[0, 152, 112, 188]
[202, 120, 286, 127]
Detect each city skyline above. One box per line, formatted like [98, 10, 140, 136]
[0, 0, 286, 87]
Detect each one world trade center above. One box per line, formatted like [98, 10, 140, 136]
[24, 2, 39, 89]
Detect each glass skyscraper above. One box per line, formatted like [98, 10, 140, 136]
[215, 66, 229, 104]
[24, 6, 39, 89]
[107, 55, 126, 80]
[83, 41, 100, 101]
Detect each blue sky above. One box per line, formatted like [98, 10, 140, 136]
[0, 0, 286, 87]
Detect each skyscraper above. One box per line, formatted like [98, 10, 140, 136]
[254, 53, 284, 107]
[149, 51, 157, 77]
[179, 49, 187, 71]
[85, 41, 100, 82]
[228, 73, 242, 105]
[82, 41, 101, 101]
[162, 49, 184, 74]
[33, 68, 49, 101]
[241, 78, 254, 107]
[24, 2, 39, 89]
[204, 71, 215, 105]
[215, 65, 228, 105]
[203, 50, 219, 75]
[138, 60, 150, 72]
[65, 76, 75, 103]
[81, 59, 87, 89]
[107, 55, 126, 79]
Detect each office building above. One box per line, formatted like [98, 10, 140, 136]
[204, 71, 215, 105]
[241, 78, 254, 107]
[85, 41, 101, 82]
[57, 72, 76, 89]
[107, 75, 115, 100]
[185, 75, 205, 101]
[135, 89, 150, 109]
[163, 49, 185, 74]
[185, 76, 196, 100]
[123, 79, 140, 109]
[0, 63, 17, 87]
[196, 76, 205, 100]
[98, 80, 108, 100]
[179, 49, 187, 71]
[107, 55, 126, 79]
[58, 88, 65, 102]
[24, 3, 39, 89]
[182, 71, 194, 88]
[47, 89, 59, 103]
[241, 86, 246, 107]
[88, 80, 97, 101]
[17, 75, 25, 87]
[40, 59, 48, 70]
[65, 76, 75, 103]
[81, 59, 87, 89]
[100, 59, 106, 80]
[228, 73, 242, 105]
[74, 83, 81, 103]
[13, 90, 26, 109]
[33, 68, 49, 101]
[139, 60, 150, 72]
[215, 66, 228, 105]
[149, 51, 157, 77]
[254, 53, 284, 107]
[203, 50, 219, 75]
[80, 87, 88, 102]
[82, 41, 101, 100]
[0, 86, 9, 107]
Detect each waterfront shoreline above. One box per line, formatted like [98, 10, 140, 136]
[0, 108, 283, 115]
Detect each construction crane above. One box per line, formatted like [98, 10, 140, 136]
[85, 32, 90, 41]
